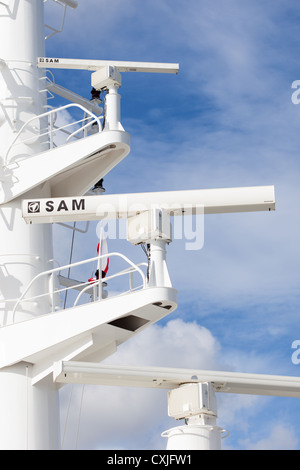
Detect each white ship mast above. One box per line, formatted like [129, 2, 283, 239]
[0, 0, 60, 449]
[0, 0, 299, 450]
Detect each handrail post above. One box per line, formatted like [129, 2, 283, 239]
[92, 284, 96, 302]
[50, 273, 54, 312]
[49, 112, 54, 149]
[98, 278, 102, 300]
[129, 271, 133, 292]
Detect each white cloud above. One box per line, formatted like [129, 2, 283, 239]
[239, 423, 299, 450]
[103, 318, 221, 368]
[59, 319, 222, 450]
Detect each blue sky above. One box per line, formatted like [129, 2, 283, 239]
[45, 0, 300, 450]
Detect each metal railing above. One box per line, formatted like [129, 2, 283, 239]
[12, 252, 147, 321]
[5, 103, 102, 165]
[44, 0, 78, 40]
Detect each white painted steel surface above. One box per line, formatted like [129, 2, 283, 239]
[0, 0, 60, 449]
[1, 287, 177, 383]
[57, 0, 78, 8]
[53, 362, 300, 397]
[0, 0, 52, 324]
[22, 185, 275, 224]
[37, 57, 179, 74]
[2, 129, 130, 204]
[163, 420, 223, 450]
[0, 363, 60, 450]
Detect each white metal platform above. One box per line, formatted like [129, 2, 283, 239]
[0, 286, 177, 384]
[1, 129, 130, 204]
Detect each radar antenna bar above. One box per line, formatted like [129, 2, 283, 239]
[37, 57, 179, 74]
[22, 185, 275, 225]
[54, 361, 300, 398]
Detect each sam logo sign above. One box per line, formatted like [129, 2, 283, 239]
[38, 57, 60, 64]
[28, 201, 40, 213]
[45, 198, 85, 212]
[26, 198, 86, 214]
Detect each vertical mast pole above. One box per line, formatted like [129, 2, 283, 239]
[0, 0, 60, 449]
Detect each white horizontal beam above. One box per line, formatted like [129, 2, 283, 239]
[46, 81, 103, 115]
[53, 361, 300, 398]
[37, 57, 179, 74]
[22, 186, 275, 224]
[58, 0, 78, 8]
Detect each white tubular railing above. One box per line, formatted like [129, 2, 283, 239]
[73, 262, 148, 307]
[12, 253, 147, 322]
[5, 103, 102, 165]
